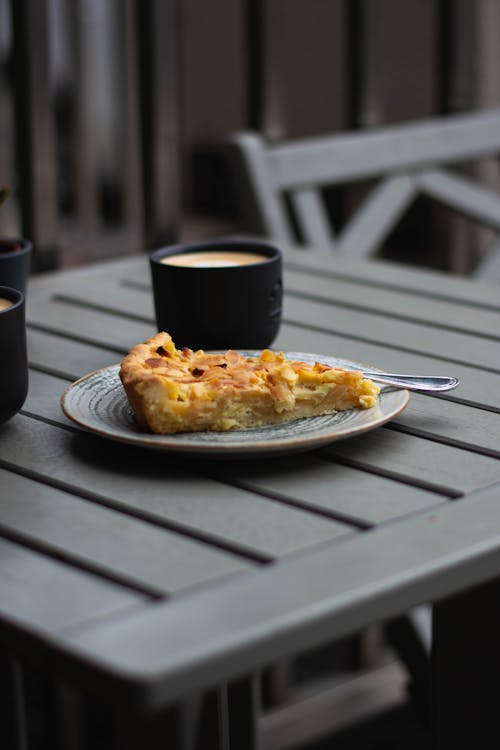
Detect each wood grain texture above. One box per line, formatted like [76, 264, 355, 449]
[26, 297, 155, 352]
[28, 328, 123, 379]
[282, 295, 500, 372]
[211, 454, 446, 526]
[0, 468, 250, 595]
[18, 369, 448, 543]
[283, 268, 500, 339]
[280, 246, 500, 310]
[0, 537, 142, 633]
[391, 394, 500, 457]
[320, 428, 500, 494]
[0, 416, 350, 560]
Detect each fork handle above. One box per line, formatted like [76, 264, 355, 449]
[362, 371, 459, 392]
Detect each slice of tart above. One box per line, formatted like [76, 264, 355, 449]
[119, 332, 380, 434]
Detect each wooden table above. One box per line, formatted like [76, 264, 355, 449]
[1, 246, 500, 749]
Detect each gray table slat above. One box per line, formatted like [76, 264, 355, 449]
[56, 481, 500, 708]
[45, 276, 156, 321]
[27, 261, 500, 408]
[22, 370, 445, 529]
[215, 455, 446, 526]
[28, 269, 500, 414]
[0, 469, 250, 595]
[21, 370, 497, 523]
[33, 262, 500, 346]
[320, 428, 500, 494]
[29, 255, 150, 285]
[392, 393, 500, 457]
[23, 368, 96, 426]
[85, 249, 500, 310]
[32, 250, 500, 309]
[26, 355, 500, 460]
[25, 292, 500, 413]
[283, 296, 500, 372]
[280, 245, 500, 310]
[222, 422, 499, 502]
[0, 416, 350, 560]
[284, 268, 500, 340]
[28, 328, 122, 379]
[26, 298, 155, 354]
[0, 537, 142, 634]
[23, 307, 500, 459]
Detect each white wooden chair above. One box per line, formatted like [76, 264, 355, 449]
[228, 108, 500, 278]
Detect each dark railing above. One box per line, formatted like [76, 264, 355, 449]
[2, 0, 182, 270]
[0, 0, 498, 272]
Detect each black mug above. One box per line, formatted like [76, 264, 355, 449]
[0, 286, 28, 425]
[0, 238, 32, 295]
[150, 238, 283, 350]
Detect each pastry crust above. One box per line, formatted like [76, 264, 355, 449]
[119, 332, 379, 434]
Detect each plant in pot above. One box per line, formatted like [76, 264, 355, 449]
[0, 186, 32, 294]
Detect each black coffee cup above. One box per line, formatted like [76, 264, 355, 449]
[0, 238, 32, 294]
[0, 286, 28, 425]
[150, 238, 283, 350]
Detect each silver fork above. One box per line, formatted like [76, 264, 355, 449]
[361, 370, 459, 392]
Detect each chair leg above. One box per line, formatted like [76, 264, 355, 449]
[112, 685, 245, 750]
[113, 701, 188, 750]
[0, 653, 28, 750]
[261, 661, 293, 709]
[228, 675, 261, 750]
[385, 613, 430, 726]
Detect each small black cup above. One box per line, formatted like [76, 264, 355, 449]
[150, 238, 283, 350]
[0, 238, 32, 295]
[0, 286, 28, 425]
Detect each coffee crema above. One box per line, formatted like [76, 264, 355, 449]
[160, 250, 269, 268]
[0, 297, 13, 311]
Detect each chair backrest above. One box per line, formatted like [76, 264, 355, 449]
[228, 109, 500, 275]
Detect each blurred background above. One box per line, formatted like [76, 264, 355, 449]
[0, 0, 499, 273]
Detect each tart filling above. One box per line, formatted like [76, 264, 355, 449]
[119, 332, 380, 434]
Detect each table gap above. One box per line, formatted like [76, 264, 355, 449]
[0, 455, 272, 566]
[317, 452, 463, 499]
[119, 276, 500, 343]
[28, 361, 89, 382]
[283, 261, 500, 313]
[21, 373, 495, 510]
[21, 404, 466, 515]
[27, 322, 129, 356]
[385, 421, 500, 458]
[51, 285, 499, 346]
[51, 294, 153, 325]
[203, 476, 373, 531]
[11, 406, 458, 566]
[121, 269, 500, 315]
[285, 287, 500, 342]
[0, 521, 162, 599]
[285, 317, 500, 375]
[30, 309, 499, 385]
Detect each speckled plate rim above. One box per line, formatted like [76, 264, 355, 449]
[61, 352, 410, 458]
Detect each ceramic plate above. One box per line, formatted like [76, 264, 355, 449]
[61, 352, 410, 458]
